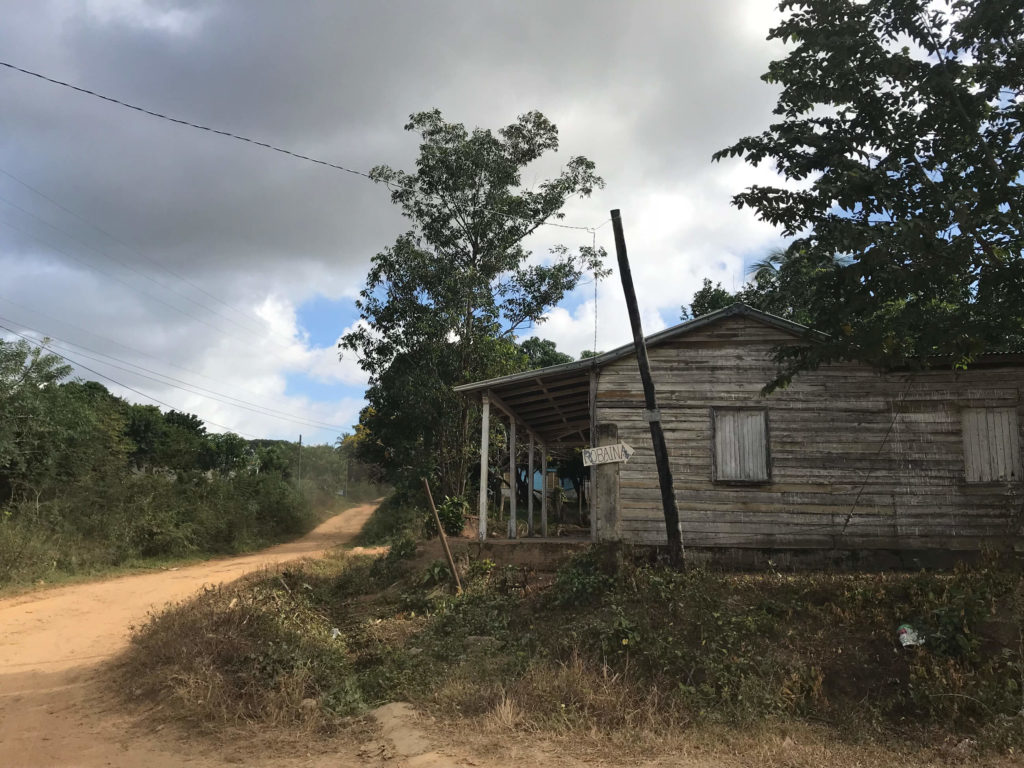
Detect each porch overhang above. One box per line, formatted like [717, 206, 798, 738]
[454, 363, 596, 446]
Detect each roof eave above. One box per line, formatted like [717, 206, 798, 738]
[454, 303, 821, 395]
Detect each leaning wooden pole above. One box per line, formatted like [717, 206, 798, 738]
[423, 478, 463, 594]
[610, 209, 683, 565]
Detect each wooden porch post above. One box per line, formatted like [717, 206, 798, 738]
[589, 369, 598, 542]
[540, 445, 548, 537]
[527, 436, 535, 536]
[508, 417, 517, 539]
[478, 394, 490, 541]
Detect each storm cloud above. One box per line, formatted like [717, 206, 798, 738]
[0, 0, 788, 442]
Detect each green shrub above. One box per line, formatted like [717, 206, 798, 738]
[388, 531, 418, 561]
[550, 548, 615, 606]
[423, 495, 468, 538]
[110, 545, 1024, 749]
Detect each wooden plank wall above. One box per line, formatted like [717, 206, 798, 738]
[962, 408, 1022, 483]
[595, 315, 1024, 550]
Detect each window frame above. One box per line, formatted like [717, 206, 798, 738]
[961, 406, 1022, 485]
[710, 406, 772, 485]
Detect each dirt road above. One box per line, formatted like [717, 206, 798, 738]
[0, 502, 385, 768]
[0, 502, 988, 768]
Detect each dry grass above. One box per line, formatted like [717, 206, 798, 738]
[112, 569, 362, 735]
[108, 544, 1024, 765]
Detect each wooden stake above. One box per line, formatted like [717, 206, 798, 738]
[423, 478, 462, 594]
[610, 209, 683, 565]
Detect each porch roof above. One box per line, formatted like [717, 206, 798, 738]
[453, 303, 812, 446]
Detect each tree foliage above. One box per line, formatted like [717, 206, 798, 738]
[715, 0, 1024, 380]
[0, 339, 377, 587]
[341, 109, 605, 496]
[680, 278, 737, 321]
[519, 337, 573, 369]
[681, 248, 853, 328]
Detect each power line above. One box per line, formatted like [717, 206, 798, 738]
[0, 314, 349, 432]
[0, 59, 604, 233]
[0, 321, 259, 438]
[0, 291, 306, 403]
[42, 338, 348, 432]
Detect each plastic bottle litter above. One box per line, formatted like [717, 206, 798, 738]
[897, 623, 925, 647]
[330, 627, 342, 640]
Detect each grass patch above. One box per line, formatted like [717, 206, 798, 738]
[113, 546, 1024, 756]
[349, 488, 424, 547]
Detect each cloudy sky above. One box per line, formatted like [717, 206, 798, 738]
[0, 0, 789, 444]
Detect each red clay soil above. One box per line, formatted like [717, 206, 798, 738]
[0, 502, 385, 768]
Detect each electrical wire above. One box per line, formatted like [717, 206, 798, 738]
[0, 321, 260, 438]
[0, 191, 297, 354]
[0, 214, 307, 368]
[0, 165, 279, 341]
[0, 314, 349, 432]
[0, 60, 606, 233]
[0, 291, 285, 395]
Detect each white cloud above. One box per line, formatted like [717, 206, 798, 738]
[1, 0, 797, 439]
[77, 0, 210, 35]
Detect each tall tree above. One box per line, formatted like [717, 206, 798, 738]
[714, 0, 1024, 384]
[0, 340, 73, 503]
[519, 337, 573, 369]
[680, 278, 737, 320]
[341, 110, 605, 496]
[681, 248, 852, 325]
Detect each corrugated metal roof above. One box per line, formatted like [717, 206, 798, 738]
[453, 303, 814, 445]
[454, 303, 812, 396]
[454, 302, 1023, 445]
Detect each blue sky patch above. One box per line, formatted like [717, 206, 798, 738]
[295, 294, 356, 348]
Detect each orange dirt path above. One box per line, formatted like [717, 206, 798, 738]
[0, 502, 383, 768]
[0, 501, 984, 768]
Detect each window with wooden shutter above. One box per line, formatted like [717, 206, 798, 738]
[712, 409, 770, 483]
[962, 408, 1021, 483]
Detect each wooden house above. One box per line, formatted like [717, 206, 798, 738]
[455, 304, 1023, 565]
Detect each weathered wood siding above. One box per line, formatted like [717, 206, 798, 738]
[712, 409, 770, 482]
[962, 408, 1021, 483]
[595, 315, 1024, 550]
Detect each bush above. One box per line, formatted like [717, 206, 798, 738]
[118, 576, 364, 729]
[423, 495, 468, 538]
[550, 548, 615, 607]
[0, 468, 325, 589]
[111, 546, 1024, 751]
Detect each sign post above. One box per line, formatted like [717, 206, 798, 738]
[582, 443, 635, 467]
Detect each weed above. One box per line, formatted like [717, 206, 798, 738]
[115, 546, 1024, 752]
[550, 547, 614, 607]
[423, 495, 468, 538]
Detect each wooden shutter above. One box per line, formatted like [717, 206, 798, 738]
[713, 409, 769, 482]
[962, 408, 1021, 483]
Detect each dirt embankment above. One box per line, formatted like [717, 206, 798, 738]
[0, 502, 388, 768]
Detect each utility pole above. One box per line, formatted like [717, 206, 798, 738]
[610, 209, 683, 564]
[297, 434, 302, 485]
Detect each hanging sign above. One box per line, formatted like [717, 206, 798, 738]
[582, 443, 635, 466]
